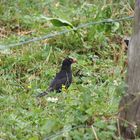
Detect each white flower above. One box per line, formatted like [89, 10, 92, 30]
[113, 80, 119, 86]
[46, 97, 58, 103]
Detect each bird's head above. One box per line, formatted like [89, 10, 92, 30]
[61, 57, 77, 71]
[62, 57, 77, 65]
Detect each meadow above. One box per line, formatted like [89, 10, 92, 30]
[0, 0, 134, 139]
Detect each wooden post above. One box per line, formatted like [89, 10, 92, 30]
[118, 0, 140, 139]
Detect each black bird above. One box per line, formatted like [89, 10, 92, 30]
[37, 57, 77, 97]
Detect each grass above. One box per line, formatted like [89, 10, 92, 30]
[0, 0, 134, 139]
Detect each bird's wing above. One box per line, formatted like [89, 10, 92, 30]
[36, 71, 72, 97]
[49, 71, 72, 91]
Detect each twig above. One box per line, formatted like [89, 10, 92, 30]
[116, 118, 121, 138]
[91, 125, 99, 140]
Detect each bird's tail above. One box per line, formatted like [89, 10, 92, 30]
[36, 91, 49, 97]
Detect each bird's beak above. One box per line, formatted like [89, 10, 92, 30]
[72, 58, 77, 63]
